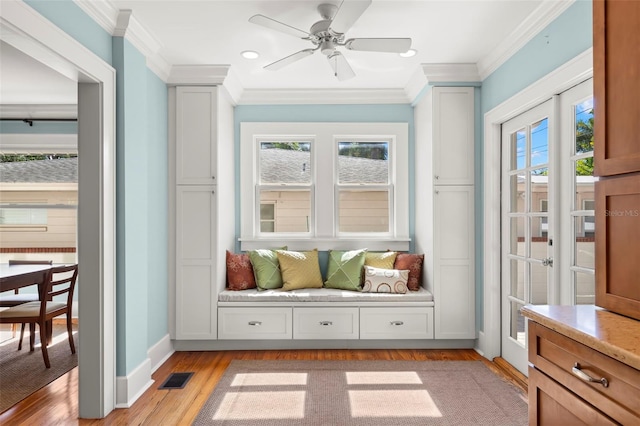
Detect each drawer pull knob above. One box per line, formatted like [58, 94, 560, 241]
[248, 321, 262, 326]
[390, 321, 404, 326]
[572, 363, 608, 388]
[319, 321, 333, 326]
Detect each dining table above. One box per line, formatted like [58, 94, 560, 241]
[0, 263, 52, 296]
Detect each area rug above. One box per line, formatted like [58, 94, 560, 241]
[193, 360, 528, 425]
[0, 324, 78, 413]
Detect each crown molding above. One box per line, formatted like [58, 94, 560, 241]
[0, 104, 77, 119]
[74, 1, 171, 81]
[421, 63, 481, 84]
[238, 88, 411, 105]
[404, 66, 429, 104]
[477, 0, 575, 80]
[167, 65, 233, 86]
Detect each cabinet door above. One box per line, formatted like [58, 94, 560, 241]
[434, 186, 475, 339]
[432, 87, 475, 185]
[176, 186, 217, 339]
[593, 0, 640, 176]
[595, 174, 640, 321]
[176, 86, 218, 185]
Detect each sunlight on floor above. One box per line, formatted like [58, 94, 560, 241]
[346, 371, 422, 385]
[230, 372, 308, 386]
[0, 329, 76, 349]
[213, 391, 306, 420]
[349, 390, 442, 418]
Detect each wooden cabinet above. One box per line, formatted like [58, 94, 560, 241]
[593, 0, 640, 321]
[527, 321, 640, 425]
[593, 0, 640, 177]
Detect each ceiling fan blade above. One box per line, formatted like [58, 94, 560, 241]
[327, 52, 355, 81]
[329, 0, 372, 35]
[264, 49, 316, 71]
[345, 38, 412, 53]
[249, 14, 310, 39]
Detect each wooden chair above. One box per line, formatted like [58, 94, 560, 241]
[0, 264, 78, 368]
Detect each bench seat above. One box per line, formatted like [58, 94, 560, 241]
[218, 286, 433, 303]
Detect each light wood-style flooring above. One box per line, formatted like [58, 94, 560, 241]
[0, 349, 527, 425]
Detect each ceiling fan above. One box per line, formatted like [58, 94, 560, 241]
[249, 0, 412, 81]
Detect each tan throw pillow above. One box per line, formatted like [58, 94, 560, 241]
[362, 266, 409, 294]
[364, 251, 398, 269]
[276, 249, 323, 291]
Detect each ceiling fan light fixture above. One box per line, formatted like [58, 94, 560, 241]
[400, 49, 417, 58]
[241, 50, 260, 59]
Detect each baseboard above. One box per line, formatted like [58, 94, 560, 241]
[475, 330, 486, 358]
[148, 333, 174, 373]
[172, 339, 477, 351]
[115, 358, 154, 408]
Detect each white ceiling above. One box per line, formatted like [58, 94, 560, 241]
[0, 0, 570, 106]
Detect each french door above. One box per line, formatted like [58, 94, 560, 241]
[500, 79, 594, 375]
[501, 100, 554, 375]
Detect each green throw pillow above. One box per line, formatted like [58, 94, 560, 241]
[250, 248, 286, 290]
[324, 248, 367, 291]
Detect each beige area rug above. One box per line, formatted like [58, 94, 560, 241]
[0, 324, 78, 413]
[194, 360, 528, 426]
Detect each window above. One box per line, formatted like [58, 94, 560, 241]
[240, 122, 409, 251]
[0, 207, 47, 225]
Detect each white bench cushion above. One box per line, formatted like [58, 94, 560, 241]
[218, 286, 433, 303]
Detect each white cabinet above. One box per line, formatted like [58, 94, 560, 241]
[433, 186, 475, 339]
[176, 86, 218, 185]
[218, 307, 292, 340]
[172, 85, 235, 341]
[175, 186, 216, 339]
[293, 307, 359, 340]
[415, 86, 476, 340]
[360, 307, 434, 339]
[433, 87, 475, 185]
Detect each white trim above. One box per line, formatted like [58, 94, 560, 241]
[481, 48, 592, 361]
[0, 134, 78, 153]
[477, 0, 576, 80]
[167, 64, 231, 85]
[0, 0, 117, 418]
[115, 358, 154, 408]
[422, 63, 480, 83]
[147, 333, 174, 374]
[0, 104, 77, 119]
[238, 88, 410, 105]
[74, 0, 171, 81]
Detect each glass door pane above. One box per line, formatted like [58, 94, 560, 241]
[501, 100, 554, 375]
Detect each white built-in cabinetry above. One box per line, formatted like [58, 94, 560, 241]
[415, 86, 476, 340]
[172, 85, 235, 341]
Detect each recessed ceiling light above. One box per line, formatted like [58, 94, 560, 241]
[241, 50, 259, 59]
[399, 49, 417, 58]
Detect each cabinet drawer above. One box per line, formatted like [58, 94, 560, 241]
[293, 307, 359, 339]
[360, 307, 434, 339]
[529, 366, 617, 425]
[218, 307, 292, 340]
[529, 322, 640, 424]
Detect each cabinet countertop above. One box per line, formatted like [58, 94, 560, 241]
[521, 304, 640, 370]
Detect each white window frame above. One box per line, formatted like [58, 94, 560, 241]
[240, 122, 409, 251]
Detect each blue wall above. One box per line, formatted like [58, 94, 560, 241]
[21, 1, 169, 377]
[234, 104, 416, 257]
[477, 0, 593, 330]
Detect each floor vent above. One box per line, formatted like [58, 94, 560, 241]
[158, 372, 194, 390]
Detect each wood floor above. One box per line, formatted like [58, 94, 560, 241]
[0, 349, 527, 425]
